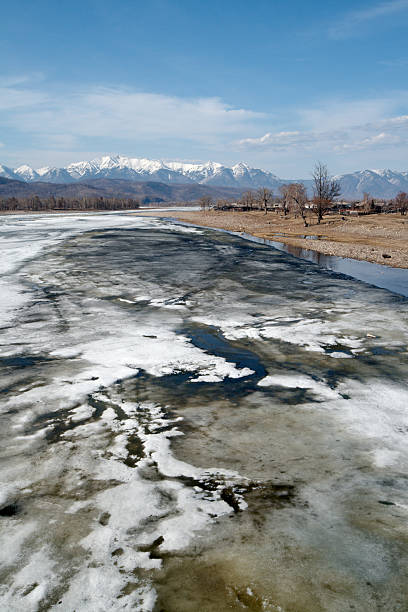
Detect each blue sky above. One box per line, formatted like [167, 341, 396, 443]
[1, 0, 408, 176]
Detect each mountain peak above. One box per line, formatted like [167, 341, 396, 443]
[232, 161, 250, 169]
[1, 156, 407, 198]
[15, 165, 38, 181]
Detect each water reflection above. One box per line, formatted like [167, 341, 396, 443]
[240, 232, 408, 298]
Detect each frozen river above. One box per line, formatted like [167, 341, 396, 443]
[0, 212, 408, 611]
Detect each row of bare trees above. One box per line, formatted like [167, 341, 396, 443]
[347, 191, 408, 215]
[271, 162, 339, 224]
[201, 163, 341, 225]
[197, 165, 408, 220]
[0, 195, 141, 212]
[243, 185, 309, 222]
[200, 188, 274, 214]
[279, 183, 309, 225]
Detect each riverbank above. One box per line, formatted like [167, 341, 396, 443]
[147, 210, 408, 269]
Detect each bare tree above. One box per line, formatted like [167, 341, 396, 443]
[289, 183, 309, 226]
[395, 191, 408, 215]
[312, 162, 341, 224]
[279, 184, 291, 216]
[257, 187, 273, 214]
[215, 198, 227, 210]
[199, 195, 213, 211]
[240, 190, 255, 210]
[363, 192, 376, 212]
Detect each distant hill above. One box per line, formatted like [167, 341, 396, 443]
[0, 177, 244, 203]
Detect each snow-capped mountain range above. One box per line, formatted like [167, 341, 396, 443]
[0, 155, 281, 189]
[332, 169, 408, 200]
[1, 154, 408, 198]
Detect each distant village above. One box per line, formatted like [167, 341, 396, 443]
[196, 163, 407, 222]
[209, 193, 407, 215]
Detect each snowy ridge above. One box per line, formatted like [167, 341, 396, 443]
[333, 168, 408, 199]
[1, 155, 282, 189]
[1, 155, 408, 197]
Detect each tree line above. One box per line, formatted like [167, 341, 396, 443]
[0, 195, 140, 212]
[200, 162, 408, 223]
[200, 162, 340, 225]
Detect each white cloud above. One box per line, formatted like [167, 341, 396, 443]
[0, 82, 265, 151]
[380, 114, 408, 125]
[237, 111, 408, 154]
[335, 131, 401, 151]
[298, 97, 403, 131]
[1, 76, 408, 175]
[238, 130, 319, 150]
[329, 0, 408, 39]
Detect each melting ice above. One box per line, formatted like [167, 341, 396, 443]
[0, 212, 408, 611]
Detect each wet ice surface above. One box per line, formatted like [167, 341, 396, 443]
[0, 212, 408, 611]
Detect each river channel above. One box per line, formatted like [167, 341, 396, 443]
[0, 212, 407, 611]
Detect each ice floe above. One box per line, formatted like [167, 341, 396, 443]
[258, 373, 340, 400]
